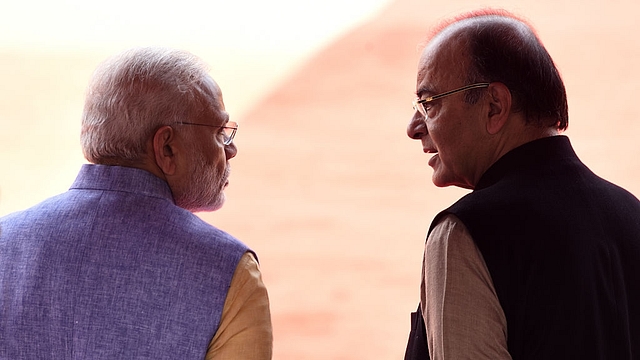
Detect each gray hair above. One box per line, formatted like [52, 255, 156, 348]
[81, 47, 214, 164]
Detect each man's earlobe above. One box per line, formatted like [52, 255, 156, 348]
[486, 83, 512, 135]
[153, 126, 177, 175]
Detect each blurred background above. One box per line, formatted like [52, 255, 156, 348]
[2, 0, 640, 358]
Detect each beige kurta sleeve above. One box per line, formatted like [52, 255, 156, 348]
[421, 214, 511, 360]
[206, 251, 273, 360]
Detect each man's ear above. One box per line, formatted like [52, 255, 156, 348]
[485, 82, 512, 135]
[153, 126, 178, 176]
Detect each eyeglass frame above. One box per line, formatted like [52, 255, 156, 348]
[174, 121, 238, 145]
[412, 82, 491, 118]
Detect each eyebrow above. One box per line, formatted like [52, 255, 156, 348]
[416, 85, 437, 99]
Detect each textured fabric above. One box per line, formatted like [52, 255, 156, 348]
[422, 215, 510, 360]
[0, 164, 249, 359]
[431, 136, 640, 359]
[206, 252, 272, 359]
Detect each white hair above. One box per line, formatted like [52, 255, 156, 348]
[81, 47, 214, 164]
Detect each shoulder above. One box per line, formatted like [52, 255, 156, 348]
[156, 208, 250, 257]
[427, 214, 475, 256]
[0, 192, 75, 230]
[429, 214, 468, 239]
[174, 209, 245, 242]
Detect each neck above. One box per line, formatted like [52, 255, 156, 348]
[95, 154, 168, 183]
[472, 122, 560, 189]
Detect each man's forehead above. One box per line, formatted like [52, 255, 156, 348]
[416, 33, 468, 93]
[200, 75, 225, 109]
[202, 76, 221, 97]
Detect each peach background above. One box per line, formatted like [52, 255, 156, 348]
[2, 0, 640, 359]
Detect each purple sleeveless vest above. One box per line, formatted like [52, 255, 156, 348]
[1, 165, 249, 359]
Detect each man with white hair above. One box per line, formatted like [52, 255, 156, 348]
[0, 47, 272, 359]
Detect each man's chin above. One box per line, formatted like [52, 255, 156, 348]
[179, 193, 226, 213]
[431, 171, 459, 188]
[431, 172, 451, 188]
[431, 173, 474, 189]
[194, 195, 226, 213]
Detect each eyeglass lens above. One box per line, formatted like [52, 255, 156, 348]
[413, 101, 427, 118]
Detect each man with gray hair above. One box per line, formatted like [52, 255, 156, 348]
[0, 47, 272, 359]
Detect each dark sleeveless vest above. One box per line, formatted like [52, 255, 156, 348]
[405, 136, 640, 359]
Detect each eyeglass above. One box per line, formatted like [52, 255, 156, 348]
[175, 121, 238, 145]
[412, 82, 490, 118]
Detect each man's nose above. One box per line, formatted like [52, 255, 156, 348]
[407, 112, 427, 139]
[225, 142, 237, 160]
